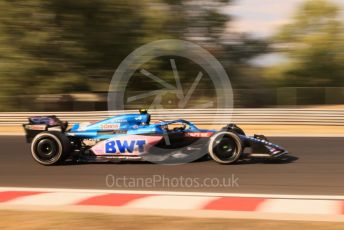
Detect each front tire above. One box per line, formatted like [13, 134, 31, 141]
[31, 132, 71, 165]
[208, 132, 242, 164]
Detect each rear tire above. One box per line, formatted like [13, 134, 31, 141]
[31, 132, 71, 166]
[208, 132, 242, 164]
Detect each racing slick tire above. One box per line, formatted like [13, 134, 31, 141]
[208, 131, 242, 164]
[31, 131, 72, 166]
[221, 124, 246, 136]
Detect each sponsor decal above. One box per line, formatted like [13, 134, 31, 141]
[91, 135, 163, 155]
[26, 125, 46, 131]
[134, 116, 142, 121]
[100, 123, 120, 130]
[109, 119, 127, 123]
[82, 139, 100, 146]
[105, 140, 146, 154]
[185, 132, 213, 138]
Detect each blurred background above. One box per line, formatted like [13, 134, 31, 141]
[0, 0, 343, 111]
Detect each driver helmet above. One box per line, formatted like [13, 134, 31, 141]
[139, 108, 148, 114]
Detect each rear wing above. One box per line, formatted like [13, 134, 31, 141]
[23, 116, 68, 143]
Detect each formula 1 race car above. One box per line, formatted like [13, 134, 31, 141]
[23, 109, 288, 165]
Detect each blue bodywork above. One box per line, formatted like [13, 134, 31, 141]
[67, 113, 215, 139]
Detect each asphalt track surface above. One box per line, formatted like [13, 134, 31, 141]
[0, 136, 343, 195]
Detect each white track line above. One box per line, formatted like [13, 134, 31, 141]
[258, 199, 342, 215]
[125, 195, 216, 210]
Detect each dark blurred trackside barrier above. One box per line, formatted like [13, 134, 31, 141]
[1, 87, 343, 112]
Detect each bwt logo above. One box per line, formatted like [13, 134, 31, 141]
[105, 140, 146, 153]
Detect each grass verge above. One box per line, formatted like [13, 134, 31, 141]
[0, 210, 343, 230]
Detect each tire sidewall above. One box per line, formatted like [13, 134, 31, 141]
[31, 132, 65, 165]
[208, 131, 242, 164]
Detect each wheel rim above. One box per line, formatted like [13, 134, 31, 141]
[35, 138, 58, 161]
[213, 136, 237, 161]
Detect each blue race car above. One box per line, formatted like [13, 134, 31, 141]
[23, 109, 288, 165]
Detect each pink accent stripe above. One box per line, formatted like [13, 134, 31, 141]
[76, 194, 152, 206]
[0, 191, 44, 203]
[341, 201, 344, 215]
[202, 197, 266, 211]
